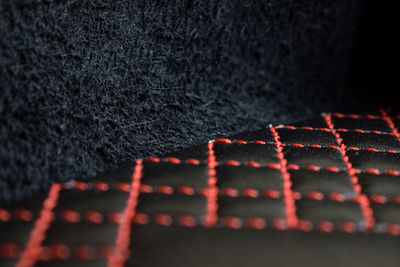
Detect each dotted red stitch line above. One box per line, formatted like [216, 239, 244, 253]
[0, 209, 34, 222]
[0, 243, 113, 261]
[129, 212, 400, 235]
[108, 159, 143, 267]
[331, 113, 381, 119]
[16, 184, 62, 267]
[324, 114, 375, 232]
[144, 157, 201, 165]
[204, 141, 219, 227]
[63, 180, 132, 192]
[1, 216, 400, 260]
[380, 109, 400, 143]
[211, 138, 400, 155]
[147, 157, 400, 176]
[275, 124, 393, 136]
[140, 185, 400, 205]
[139, 184, 282, 199]
[3, 191, 400, 226]
[270, 126, 299, 229]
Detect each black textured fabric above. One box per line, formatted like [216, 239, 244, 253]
[0, 0, 367, 204]
[1, 111, 400, 266]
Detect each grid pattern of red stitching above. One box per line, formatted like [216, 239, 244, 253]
[3, 109, 400, 265]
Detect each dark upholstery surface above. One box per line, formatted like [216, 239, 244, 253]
[2, 109, 400, 266]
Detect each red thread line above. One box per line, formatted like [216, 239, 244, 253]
[221, 138, 396, 155]
[380, 108, 400, 143]
[4, 190, 400, 225]
[144, 157, 201, 165]
[280, 143, 399, 154]
[108, 159, 143, 267]
[1, 243, 113, 260]
[167, 138, 400, 155]
[1, 219, 400, 260]
[204, 141, 219, 227]
[16, 184, 62, 267]
[323, 114, 375, 232]
[270, 126, 298, 229]
[128, 212, 400, 236]
[1, 215, 399, 260]
[145, 158, 400, 176]
[331, 113, 381, 119]
[139, 184, 282, 199]
[275, 124, 393, 136]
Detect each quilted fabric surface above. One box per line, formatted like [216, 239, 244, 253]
[2, 109, 400, 266]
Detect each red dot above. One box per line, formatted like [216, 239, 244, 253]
[145, 157, 161, 162]
[155, 214, 172, 226]
[242, 188, 259, 198]
[223, 217, 242, 229]
[186, 158, 200, 165]
[0, 209, 10, 221]
[0, 243, 19, 258]
[85, 211, 103, 224]
[52, 244, 70, 259]
[61, 210, 81, 223]
[75, 245, 95, 260]
[167, 157, 181, 164]
[247, 217, 266, 229]
[178, 215, 197, 227]
[318, 221, 334, 232]
[213, 138, 232, 144]
[14, 210, 33, 221]
[93, 182, 109, 191]
[225, 160, 240, 166]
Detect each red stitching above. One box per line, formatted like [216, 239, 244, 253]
[59, 210, 81, 223]
[152, 139, 400, 155]
[324, 114, 375, 232]
[270, 126, 299, 229]
[144, 157, 200, 165]
[0, 243, 19, 258]
[108, 159, 143, 267]
[5, 188, 400, 226]
[213, 138, 233, 144]
[204, 141, 219, 227]
[1, 243, 113, 261]
[380, 109, 400, 143]
[275, 124, 391, 136]
[14, 210, 33, 222]
[131, 213, 400, 235]
[0, 209, 10, 221]
[332, 113, 380, 119]
[16, 184, 62, 267]
[142, 156, 400, 176]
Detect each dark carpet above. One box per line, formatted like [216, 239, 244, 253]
[0, 0, 385, 204]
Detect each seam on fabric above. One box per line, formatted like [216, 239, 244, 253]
[323, 114, 375, 231]
[16, 184, 62, 267]
[108, 159, 143, 267]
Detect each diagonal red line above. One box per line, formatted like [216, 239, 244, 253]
[323, 114, 375, 231]
[204, 141, 219, 227]
[108, 159, 143, 267]
[16, 184, 62, 267]
[380, 108, 400, 142]
[270, 126, 299, 229]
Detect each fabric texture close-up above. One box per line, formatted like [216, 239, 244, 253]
[1, 0, 400, 266]
[0, 0, 372, 205]
[1, 109, 400, 266]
